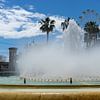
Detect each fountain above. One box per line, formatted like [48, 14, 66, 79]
[0, 19, 100, 100]
[16, 19, 100, 84]
[0, 19, 100, 85]
[63, 19, 84, 52]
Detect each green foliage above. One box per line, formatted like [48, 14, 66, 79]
[61, 17, 70, 31]
[84, 21, 100, 47]
[84, 21, 99, 34]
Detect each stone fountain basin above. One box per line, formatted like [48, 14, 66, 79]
[0, 85, 100, 92]
[0, 85, 100, 100]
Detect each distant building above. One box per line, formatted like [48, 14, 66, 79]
[0, 47, 17, 76]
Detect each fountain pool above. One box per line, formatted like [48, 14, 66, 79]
[0, 76, 100, 85]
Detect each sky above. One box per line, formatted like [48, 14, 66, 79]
[0, 0, 100, 57]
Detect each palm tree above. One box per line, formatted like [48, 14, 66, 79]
[82, 11, 86, 14]
[84, 21, 100, 47]
[61, 17, 70, 31]
[79, 16, 83, 19]
[39, 17, 55, 42]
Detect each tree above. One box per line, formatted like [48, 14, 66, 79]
[84, 21, 100, 47]
[39, 17, 55, 42]
[61, 17, 70, 31]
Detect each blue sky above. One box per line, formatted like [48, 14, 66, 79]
[0, 0, 100, 57]
[5, 0, 100, 17]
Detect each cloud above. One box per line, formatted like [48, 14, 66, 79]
[0, 0, 5, 8]
[0, 0, 5, 2]
[0, 6, 47, 38]
[0, 6, 65, 39]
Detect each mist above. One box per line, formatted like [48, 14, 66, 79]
[17, 43, 100, 79]
[17, 19, 100, 80]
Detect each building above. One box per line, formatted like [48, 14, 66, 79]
[0, 47, 17, 76]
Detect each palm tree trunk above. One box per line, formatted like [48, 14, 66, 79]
[47, 32, 49, 43]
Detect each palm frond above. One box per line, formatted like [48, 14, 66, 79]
[79, 16, 83, 19]
[50, 20, 55, 24]
[45, 17, 50, 22]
